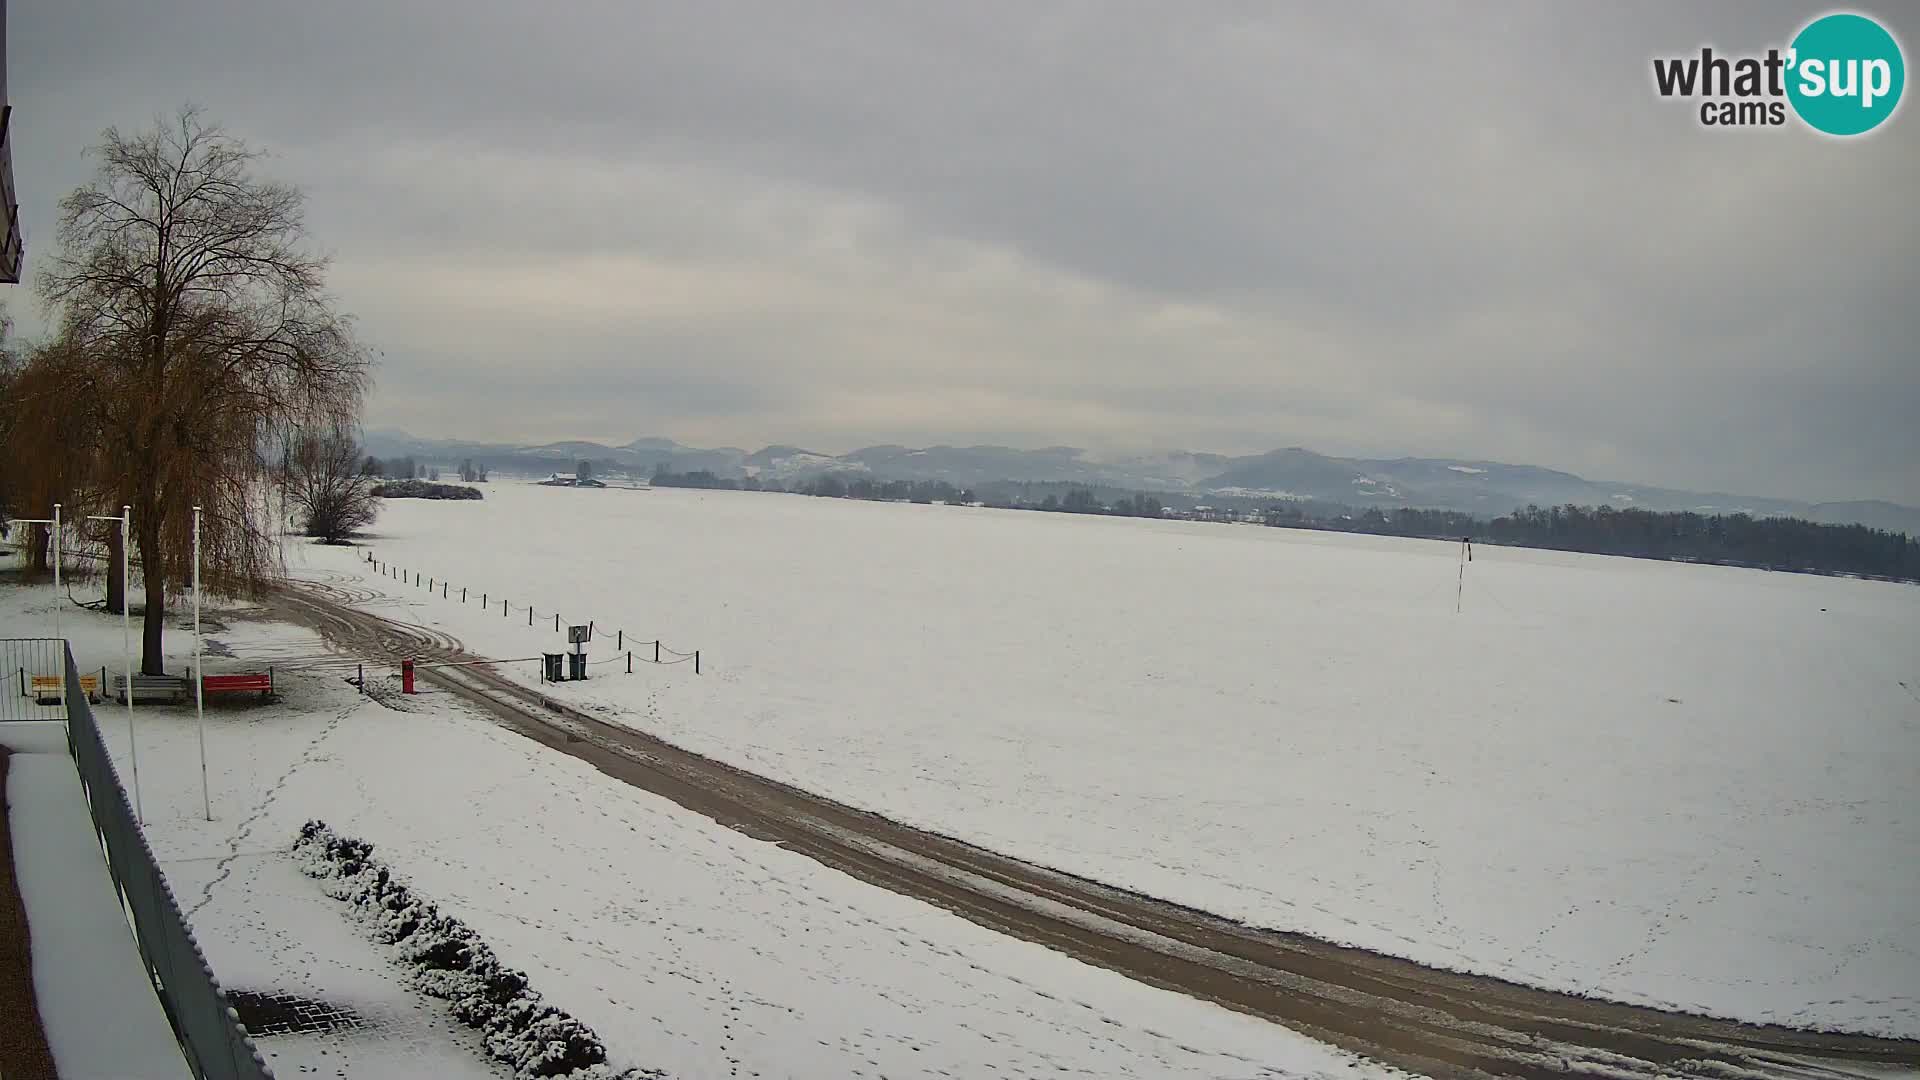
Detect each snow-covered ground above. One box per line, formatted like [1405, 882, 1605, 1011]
[0, 572, 1389, 1079]
[1, 722, 194, 1080]
[288, 483, 1920, 1037]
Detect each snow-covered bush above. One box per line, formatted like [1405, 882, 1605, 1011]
[294, 820, 664, 1079]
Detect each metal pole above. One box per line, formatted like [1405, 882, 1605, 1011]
[51, 504, 61, 647]
[53, 504, 63, 717]
[194, 507, 210, 821]
[86, 510, 141, 820]
[118, 507, 140, 825]
[1455, 540, 1466, 615]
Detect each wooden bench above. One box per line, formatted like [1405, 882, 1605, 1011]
[28, 674, 101, 705]
[111, 674, 190, 705]
[201, 671, 274, 702]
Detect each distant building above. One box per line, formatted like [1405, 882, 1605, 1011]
[538, 473, 607, 488]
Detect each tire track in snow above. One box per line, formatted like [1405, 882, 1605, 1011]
[271, 581, 1920, 1080]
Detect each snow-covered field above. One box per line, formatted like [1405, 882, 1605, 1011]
[290, 482, 1920, 1037]
[0, 572, 1385, 1080]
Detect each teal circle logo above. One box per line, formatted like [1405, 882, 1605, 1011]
[1787, 13, 1905, 136]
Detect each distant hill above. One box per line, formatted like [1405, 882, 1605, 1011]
[359, 429, 1920, 533]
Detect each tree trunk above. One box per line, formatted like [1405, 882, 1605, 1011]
[27, 527, 49, 576]
[138, 515, 167, 675]
[105, 527, 126, 614]
[142, 568, 167, 675]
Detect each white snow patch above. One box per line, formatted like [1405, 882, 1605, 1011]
[0, 583, 1387, 1080]
[7, 750, 193, 1080]
[294, 485, 1920, 1037]
[1209, 486, 1308, 500]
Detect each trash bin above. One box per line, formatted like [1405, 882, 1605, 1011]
[542, 653, 564, 682]
[567, 652, 587, 681]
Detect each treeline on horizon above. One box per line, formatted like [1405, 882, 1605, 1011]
[650, 467, 1917, 582]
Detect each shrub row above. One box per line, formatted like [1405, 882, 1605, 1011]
[294, 820, 662, 1079]
[369, 479, 485, 500]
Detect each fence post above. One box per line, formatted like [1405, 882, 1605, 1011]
[617, 629, 622, 650]
[462, 587, 467, 603]
[358, 663, 364, 694]
[589, 620, 594, 640]
[654, 640, 661, 663]
[695, 650, 701, 675]
[555, 613, 560, 632]
[627, 651, 632, 674]
[443, 582, 448, 598]
[529, 607, 534, 626]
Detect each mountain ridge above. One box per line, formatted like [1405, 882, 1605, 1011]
[357, 429, 1920, 534]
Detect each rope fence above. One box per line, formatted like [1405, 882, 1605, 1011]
[346, 551, 705, 680]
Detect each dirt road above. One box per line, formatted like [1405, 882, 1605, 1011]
[273, 577, 1920, 1080]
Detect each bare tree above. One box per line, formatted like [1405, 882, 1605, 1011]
[287, 427, 379, 543]
[37, 107, 373, 673]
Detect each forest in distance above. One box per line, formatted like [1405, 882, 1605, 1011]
[649, 468, 1919, 583]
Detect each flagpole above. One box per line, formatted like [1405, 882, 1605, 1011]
[53, 504, 63, 717]
[194, 506, 210, 821]
[121, 506, 140, 824]
[86, 508, 141, 822]
[51, 504, 61, 645]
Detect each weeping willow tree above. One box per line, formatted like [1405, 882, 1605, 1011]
[2, 332, 116, 587]
[33, 107, 373, 673]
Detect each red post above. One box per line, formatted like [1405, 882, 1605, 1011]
[401, 658, 416, 695]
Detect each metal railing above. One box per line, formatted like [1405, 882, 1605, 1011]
[1, 637, 73, 722]
[62, 646, 277, 1080]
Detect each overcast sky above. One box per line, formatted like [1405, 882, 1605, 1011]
[10, 2, 1917, 503]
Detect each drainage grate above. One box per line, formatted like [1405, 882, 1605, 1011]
[226, 990, 362, 1036]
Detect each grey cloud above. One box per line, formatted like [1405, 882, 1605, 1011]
[10, 0, 1917, 503]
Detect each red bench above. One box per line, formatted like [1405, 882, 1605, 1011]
[201, 671, 274, 701]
